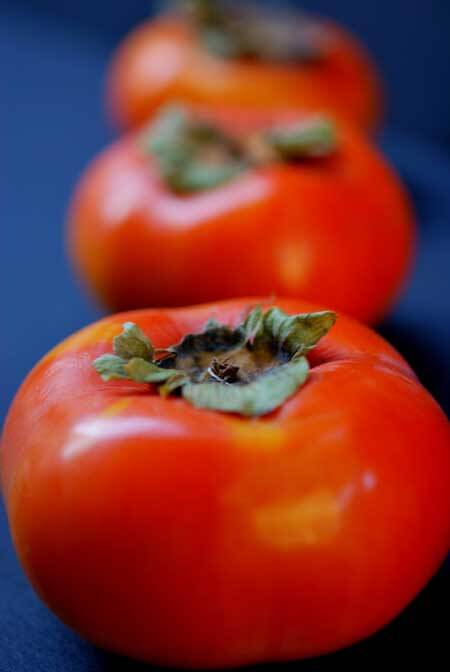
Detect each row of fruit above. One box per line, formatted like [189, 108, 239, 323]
[2, 2, 449, 669]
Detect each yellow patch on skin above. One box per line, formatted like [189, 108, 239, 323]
[253, 490, 341, 549]
[102, 398, 132, 417]
[277, 240, 313, 293]
[47, 322, 122, 359]
[231, 421, 286, 453]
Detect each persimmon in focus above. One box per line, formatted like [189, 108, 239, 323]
[2, 298, 450, 668]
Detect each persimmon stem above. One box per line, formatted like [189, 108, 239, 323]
[142, 105, 338, 194]
[177, 0, 223, 25]
[93, 306, 336, 417]
[174, 1, 326, 62]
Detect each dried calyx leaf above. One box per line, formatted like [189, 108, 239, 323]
[264, 116, 337, 160]
[141, 105, 338, 194]
[177, 1, 327, 62]
[113, 322, 153, 360]
[93, 306, 336, 417]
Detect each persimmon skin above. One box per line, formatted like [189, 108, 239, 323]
[1, 298, 450, 668]
[107, 16, 383, 133]
[68, 111, 415, 324]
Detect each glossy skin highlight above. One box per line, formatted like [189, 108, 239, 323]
[68, 110, 415, 323]
[2, 298, 450, 668]
[107, 16, 383, 133]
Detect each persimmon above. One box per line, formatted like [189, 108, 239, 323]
[2, 298, 450, 668]
[68, 105, 414, 323]
[107, 1, 383, 132]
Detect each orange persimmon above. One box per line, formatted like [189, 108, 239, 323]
[2, 298, 450, 668]
[68, 106, 414, 323]
[107, 2, 383, 132]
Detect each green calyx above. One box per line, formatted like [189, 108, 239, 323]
[141, 105, 338, 194]
[265, 117, 338, 159]
[93, 307, 336, 417]
[176, 1, 326, 62]
[142, 106, 247, 193]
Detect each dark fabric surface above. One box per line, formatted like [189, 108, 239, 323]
[1, 3, 450, 670]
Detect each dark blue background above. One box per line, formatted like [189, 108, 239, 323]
[1, 1, 450, 670]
